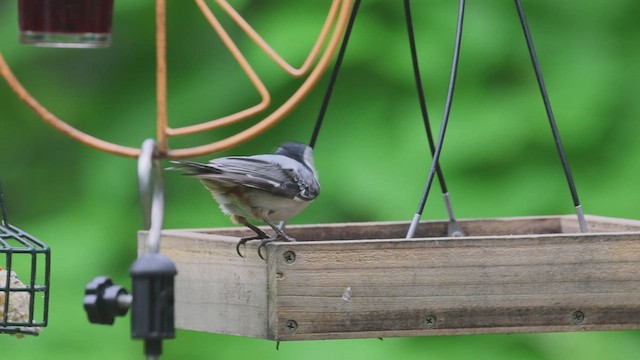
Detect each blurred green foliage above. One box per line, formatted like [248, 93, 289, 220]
[1, 0, 639, 359]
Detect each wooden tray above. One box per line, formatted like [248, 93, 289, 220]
[139, 215, 640, 341]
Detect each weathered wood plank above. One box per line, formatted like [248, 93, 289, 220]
[561, 215, 640, 233]
[265, 229, 640, 340]
[139, 215, 640, 341]
[139, 230, 269, 338]
[270, 305, 640, 340]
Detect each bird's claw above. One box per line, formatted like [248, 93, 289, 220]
[257, 234, 297, 260]
[256, 238, 274, 260]
[237, 234, 297, 260]
[236, 235, 268, 257]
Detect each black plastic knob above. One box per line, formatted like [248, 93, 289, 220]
[84, 276, 130, 325]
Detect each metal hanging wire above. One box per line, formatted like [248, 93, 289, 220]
[404, 0, 465, 238]
[407, 0, 466, 239]
[514, 0, 588, 232]
[309, 0, 362, 148]
[308, 0, 466, 237]
[407, 0, 588, 238]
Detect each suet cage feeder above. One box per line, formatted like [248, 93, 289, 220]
[0, 189, 50, 337]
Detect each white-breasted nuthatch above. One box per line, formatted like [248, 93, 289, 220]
[170, 142, 320, 258]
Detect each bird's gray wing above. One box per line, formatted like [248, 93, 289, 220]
[172, 156, 317, 200]
[245, 155, 320, 200]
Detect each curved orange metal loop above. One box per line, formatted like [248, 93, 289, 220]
[164, 0, 273, 138]
[217, 0, 340, 78]
[0, 52, 141, 157]
[166, 0, 347, 138]
[0, 0, 353, 159]
[168, 0, 353, 159]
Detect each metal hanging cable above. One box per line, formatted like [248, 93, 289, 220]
[407, 0, 466, 239]
[404, 0, 465, 237]
[309, 0, 362, 148]
[514, 0, 588, 233]
[278, 0, 360, 232]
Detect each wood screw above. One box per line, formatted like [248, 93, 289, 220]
[571, 310, 585, 324]
[425, 315, 437, 328]
[283, 251, 296, 264]
[285, 319, 298, 333]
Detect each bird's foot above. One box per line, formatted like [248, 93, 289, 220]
[236, 235, 269, 257]
[255, 233, 297, 260]
[237, 225, 297, 259]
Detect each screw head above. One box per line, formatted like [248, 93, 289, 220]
[425, 315, 437, 328]
[285, 319, 298, 333]
[571, 310, 585, 324]
[283, 250, 296, 264]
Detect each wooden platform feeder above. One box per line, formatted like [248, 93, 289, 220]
[139, 215, 640, 341]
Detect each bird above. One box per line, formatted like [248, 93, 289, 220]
[170, 141, 320, 258]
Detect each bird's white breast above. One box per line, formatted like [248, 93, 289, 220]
[213, 189, 311, 222]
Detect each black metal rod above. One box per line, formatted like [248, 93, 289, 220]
[309, 0, 362, 148]
[42, 249, 51, 325]
[407, 0, 465, 238]
[515, 0, 587, 232]
[403, 0, 449, 194]
[2, 252, 12, 323]
[0, 183, 9, 226]
[28, 249, 38, 323]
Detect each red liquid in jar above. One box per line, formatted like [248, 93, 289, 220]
[19, 0, 114, 34]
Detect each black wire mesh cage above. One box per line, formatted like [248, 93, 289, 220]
[0, 186, 50, 337]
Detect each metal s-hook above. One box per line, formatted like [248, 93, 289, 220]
[138, 139, 165, 253]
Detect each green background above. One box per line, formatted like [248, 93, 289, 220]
[1, 0, 639, 358]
